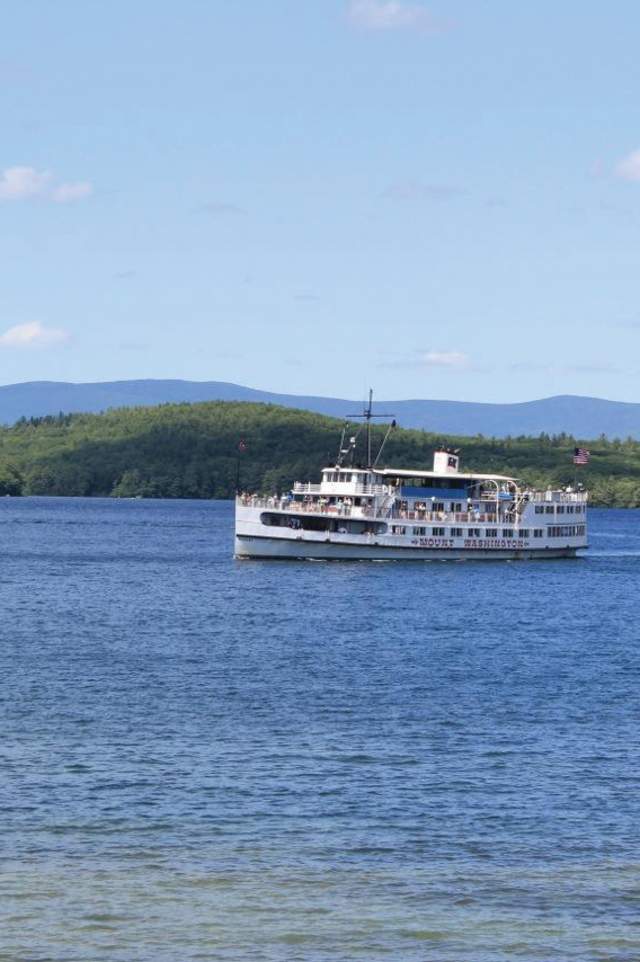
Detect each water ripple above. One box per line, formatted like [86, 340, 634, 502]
[0, 500, 639, 960]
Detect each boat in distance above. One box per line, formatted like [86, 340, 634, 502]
[234, 395, 588, 561]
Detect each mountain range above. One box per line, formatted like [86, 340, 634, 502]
[1, 379, 638, 439]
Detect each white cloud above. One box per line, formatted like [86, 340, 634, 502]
[615, 149, 640, 182]
[51, 181, 93, 203]
[380, 349, 472, 370]
[422, 351, 470, 368]
[0, 166, 52, 200]
[0, 321, 70, 348]
[0, 165, 92, 202]
[348, 0, 443, 32]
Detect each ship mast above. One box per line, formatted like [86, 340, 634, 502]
[345, 388, 395, 468]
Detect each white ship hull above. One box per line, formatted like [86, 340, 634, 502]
[235, 533, 581, 561]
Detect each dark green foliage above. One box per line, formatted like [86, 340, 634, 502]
[0, 462, 23, 496]
[0, 400, 638, 505]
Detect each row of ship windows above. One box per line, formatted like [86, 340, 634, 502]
[391, 525, 586, 538]
[534, 505, 584, 514]
[397, 501, 462, 513]
[398, 502, 585, 514]
[324, 472, 374, 483]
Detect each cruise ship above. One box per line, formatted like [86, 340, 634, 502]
[234, 397, 588, 561]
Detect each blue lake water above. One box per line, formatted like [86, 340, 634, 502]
[1, 498, 639, 961]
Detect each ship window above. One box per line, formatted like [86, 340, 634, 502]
[566, 505, 574, 513]
[519, 529, 530, 538]
[485, 529, 497, 538]
[549, 525, 578, 538]
[414, 526, 426, 535]
[557, 505, 565, 514]
[451, 527, 463, 537]
[545, 506, 554, 514]
[534, 529, 544, 538]
[392, 525, 406, 535]
[468, 528, 481, 538]
[433, 502, 445, 512]
[453, 503, 462, 512]
[535, 505, 545, 514]
[502, 529, 514, 538]
[577, 525, 585, 535]
[432, 527, 445, 536]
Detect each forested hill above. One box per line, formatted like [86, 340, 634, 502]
[0, 400, 639, 506]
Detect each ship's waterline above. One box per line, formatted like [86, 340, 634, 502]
[235, 533, 581, 561]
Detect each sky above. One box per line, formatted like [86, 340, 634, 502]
[1, 0, 640, 403]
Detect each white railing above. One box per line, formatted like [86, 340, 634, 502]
[529, 490, 588, 504]
[237, 495, 505, 524]
[293, 481, 388, 496]
[238, 490, 588, 521]
[238, 495, 363, 518]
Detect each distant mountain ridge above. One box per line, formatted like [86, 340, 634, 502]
[1, 379, 638, 439]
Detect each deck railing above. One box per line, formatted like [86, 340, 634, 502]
[238, 489, 587, 520]
[293, 481, 388, 496]
[528, 490, 588, 504]
[238, 495, 363, 517]
[237, 495, 504, 523]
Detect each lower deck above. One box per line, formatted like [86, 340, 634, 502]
[235, 500, 588, 560]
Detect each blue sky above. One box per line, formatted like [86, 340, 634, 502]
[1, 0, 640, 402]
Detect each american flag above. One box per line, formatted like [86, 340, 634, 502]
[573, 447, 590, 465]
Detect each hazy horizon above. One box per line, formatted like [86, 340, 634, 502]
[0, 376, 636, 407]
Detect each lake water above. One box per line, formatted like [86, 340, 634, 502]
[1, 498, 639, 961]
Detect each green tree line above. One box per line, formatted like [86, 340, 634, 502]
[0, 400, 638, 505]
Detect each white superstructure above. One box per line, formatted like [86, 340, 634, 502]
[234, 399, 588, 561]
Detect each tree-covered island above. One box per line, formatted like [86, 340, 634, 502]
[0, 400, 639, 506]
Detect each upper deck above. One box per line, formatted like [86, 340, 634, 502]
[287, 447, 587, 505]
